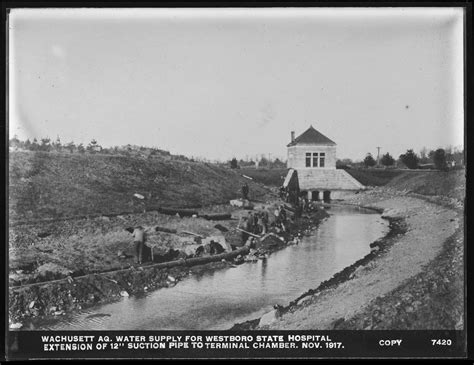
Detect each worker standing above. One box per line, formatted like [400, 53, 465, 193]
[132, 226, 146, 264]
[238, 216, 250, 243]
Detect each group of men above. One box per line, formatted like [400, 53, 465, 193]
[239, 210, 268, 243]
[128, 182, 316, 264]
[238, 204, 290, 244]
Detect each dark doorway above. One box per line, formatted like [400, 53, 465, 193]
[311, 191, 320, 201]
[323, 191, 331, 202]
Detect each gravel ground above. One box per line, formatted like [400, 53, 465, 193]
[260, 188, 463, 330]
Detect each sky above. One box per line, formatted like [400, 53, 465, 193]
[8, 8, 464, 162]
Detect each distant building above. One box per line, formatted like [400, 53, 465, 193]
[284, 125, 365, 201]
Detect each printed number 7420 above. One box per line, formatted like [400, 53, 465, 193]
[431, 339, 452, 346]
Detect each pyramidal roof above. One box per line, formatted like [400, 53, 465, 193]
[287, 125, 336, 147]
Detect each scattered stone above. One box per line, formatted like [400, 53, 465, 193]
[332, 317, 345, 329]
[244, 255, 258, 263]
[230, 199, 244, 207]
[234, 255, 245, 265]
[120, 291, 129, 297]
[28, 301, 35, 309]
[36, 262, 73, 280]
[10, 322, 23, 329]
[258, 310, 279, 327]
[202, 235, 229, 252]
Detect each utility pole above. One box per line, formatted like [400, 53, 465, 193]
[376, 146, 381, 166]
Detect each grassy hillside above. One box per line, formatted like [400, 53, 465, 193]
[385, 169, 465, 201]
[239, 168, 288, 187]
[344, 169, 406, 186]
[9, 151, 273, 222]
[346, 168, 464, 200]
[236, 167, 464, 202]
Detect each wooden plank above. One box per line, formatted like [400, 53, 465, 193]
[235, 227, 261, 238]
[181, 230, 203, 238]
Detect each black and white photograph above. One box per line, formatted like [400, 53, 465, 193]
[5, 5, 468, 360]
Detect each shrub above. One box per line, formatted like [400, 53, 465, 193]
[363, 153, 376, 168]
[230, 158, 239, 169]
[433, 149, 448, 171]
[381, 153, 395, 167]
[399, 149, 419, 169]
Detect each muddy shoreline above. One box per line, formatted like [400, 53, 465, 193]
[230, 210, 406, 330]
[9, 206, 328, 328]
[232, 189, 463, 330]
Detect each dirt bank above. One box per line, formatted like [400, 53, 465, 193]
[233, 187, 463, 330]
[8, 151, 274, 222]
[9, 200, 328, 327]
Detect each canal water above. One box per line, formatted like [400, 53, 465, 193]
[28, 206, 389, 330]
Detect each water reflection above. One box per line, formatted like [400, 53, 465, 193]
[260, 258, 268, 286]
[29, 206, 388, 331]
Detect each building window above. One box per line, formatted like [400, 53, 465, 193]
[320, 153, 325, 168]
[305, 153, 311, 167]
[312, 153, 319, 167]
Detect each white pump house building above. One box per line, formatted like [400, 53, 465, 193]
[284, 126, 365, 201]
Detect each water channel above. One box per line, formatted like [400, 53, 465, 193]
[29, 205, 389, 330]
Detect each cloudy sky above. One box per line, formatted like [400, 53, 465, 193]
[8, 8, 464, 161]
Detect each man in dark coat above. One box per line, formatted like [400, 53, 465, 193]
[242, 183, 249, 200]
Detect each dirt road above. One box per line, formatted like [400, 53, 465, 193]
[261, 188, 463, 330]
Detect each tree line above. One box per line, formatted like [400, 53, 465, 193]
[229, 156, 287, 169]
[10, 136, 463, 171]
[8, 135, 174, 158]
[355, 147, 463, 171]
[9, 135, 239, 164]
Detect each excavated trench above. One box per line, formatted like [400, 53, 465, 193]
[18, 205, 389, 330]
